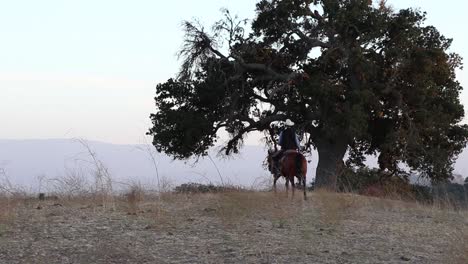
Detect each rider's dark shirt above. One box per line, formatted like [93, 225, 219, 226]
[279, 128, 299, 150]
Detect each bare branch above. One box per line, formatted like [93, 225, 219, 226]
[222, 113, 288, 155]
[294, 29, 330, 48]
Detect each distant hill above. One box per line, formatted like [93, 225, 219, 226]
[1, 139, 467, 191]
[0, 139, 290, 191]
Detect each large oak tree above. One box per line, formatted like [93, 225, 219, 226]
[149, 0, 468, 189]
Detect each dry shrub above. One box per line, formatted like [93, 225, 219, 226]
[124, 183, 145, 215]
[157, 175, 174, 193]
[338, 167, 435, 203]
[382, 177, 416, 200]
[0, 168, 27, 197]
[357, 176, 415, 201]
[45, 168, 90, 199]
[74, 139, 115, 210]
[249, 174, 273, 190]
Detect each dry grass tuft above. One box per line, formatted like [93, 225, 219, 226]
[0, 197, 15, 221]
[445, 211, 468, 264]
[142, 193, 201, 230]
[124, 182, 145, 215]
[214, 191, 302, 228]
[136, 190, 305, 231]
[0, 169, 25, 232]
[215, 191, 264, 226]
[0, 195, 22, 235]
[313, 189, 360, 226]
[455, 229, 468, 264]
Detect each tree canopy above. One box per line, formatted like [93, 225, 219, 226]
[149, 0, 468, 189]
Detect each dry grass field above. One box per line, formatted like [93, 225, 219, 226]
[1, 188, 467, 264]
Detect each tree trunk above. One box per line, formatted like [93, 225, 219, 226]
[315, 137, 348, 191]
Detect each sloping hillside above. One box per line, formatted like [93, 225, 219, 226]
[1, 191, 467, 264]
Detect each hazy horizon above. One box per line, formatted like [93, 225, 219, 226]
[3, 138, 468, 192]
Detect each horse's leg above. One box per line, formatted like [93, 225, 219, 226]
[302, 175, 307, 200]
[285, 178, 289, 197]
[290, 176, 295, 199]
[273, 174, 279, 193]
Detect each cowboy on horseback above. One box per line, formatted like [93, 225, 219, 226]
[266, 119, 307, 200]
[271, 119, 300, 174]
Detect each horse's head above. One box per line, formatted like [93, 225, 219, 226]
[265, 149, 275, 174]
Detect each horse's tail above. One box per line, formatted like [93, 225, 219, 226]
[295, 152, 303, 177]
[295, 152, 307, 200]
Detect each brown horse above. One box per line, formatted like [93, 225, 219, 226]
[267, 149, 307, 200]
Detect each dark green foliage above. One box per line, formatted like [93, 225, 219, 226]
[411, 184, 433, 204]
[433, 182, 468, 209]
[338, 167, 383, 192]
[337, 165, 467, 207]
[149, 0, 468, 187]
[337, 166, 412, 196]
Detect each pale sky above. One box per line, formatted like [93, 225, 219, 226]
[1, 0, 467, 145]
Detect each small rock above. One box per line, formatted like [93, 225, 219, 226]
[400, 256, 411, 261]
[36, 205, 42, 210]
[167, 231, 174, 235]
[322, 250, 329, 253]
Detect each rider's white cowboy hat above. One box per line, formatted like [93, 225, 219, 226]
[285, 119, 295, 126]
